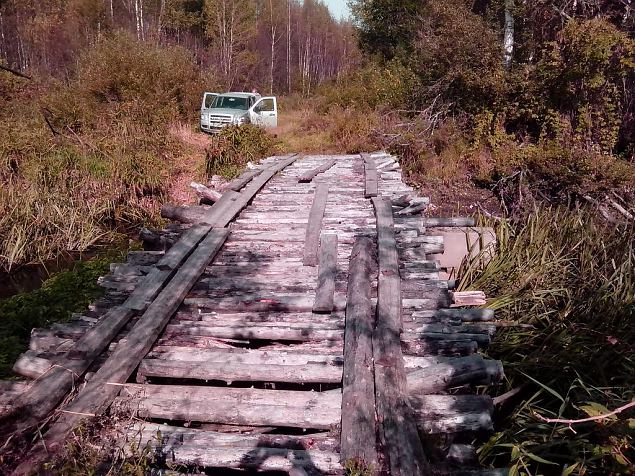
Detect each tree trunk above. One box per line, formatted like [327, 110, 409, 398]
[503, 0, 514, 70]
[287, 0, 291, 93]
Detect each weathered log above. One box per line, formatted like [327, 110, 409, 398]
[452, 291, 487, 307]
[422, 217, 476, 227]
[303, 183, 329, 266]
[413, 308, 495, 322]
[125, 423, 343, 474]
[226, 169, 263, 191]
[137, 358, 342, 384]
[139, 227, 177, 251]
[11, 229, 230, 474]
[298, 158, 337, 183]
[126, 422, 339, 452]
[395, 201, 430, 216]
[445, 444, 477, 465]
[190, 181, 222, 204]
[402, 338, 478, 357]
[363, 154, 378, 198]
[407, 356, 504, 394]
[183, 293, 346, 313]
[313, 233, 338, 313]
[340, 236, 378, 468]
[161, 203, 212, 224]
[371, 196, 429, 475]
[12, 351, 53, 379]
[163, 323, 344, 342]
[28, 328, 72, 352]
[402, 331, 490, 348]
[120, 384, 342, 429]
[126, 250, 164, 266]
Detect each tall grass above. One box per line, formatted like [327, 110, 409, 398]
[0, 32, 199, 271]
[458, 208, 634, 475]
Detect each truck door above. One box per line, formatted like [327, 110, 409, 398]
[249, 97, 277, 128]
[201, 92, 218, 111]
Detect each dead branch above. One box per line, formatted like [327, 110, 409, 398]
[0, 64, 32, 80]
[535, 400, 635, 427]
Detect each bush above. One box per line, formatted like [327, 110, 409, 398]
[318, 60, 420, 111]
[206, 125, 280, 178]
[45, 31, 202, 131]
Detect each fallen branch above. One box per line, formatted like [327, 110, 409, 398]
[190, 181, 222, 203]
[606, 195, 633, 220]
[534, 400, 635, 429]
[0, 64, 32, 80]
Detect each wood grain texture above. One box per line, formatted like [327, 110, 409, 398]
[363, 154, 378, 198]
[298, 158, 337, 183]
[340, 236, 378, 468]
[371, 196, 429, 476]
[313, 233, 338, 313]
[11, 229, 230, 475]
[303, 183, 329, 266]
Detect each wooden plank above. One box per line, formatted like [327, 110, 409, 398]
[303, 183, 329, 266]
[137, 358, 343, 384]
[125, 191, 241, 312]
[227, 168, 263, 191]
[128, 422, 339, 451]
[126, 424, 342, 473]
[363, 154, 378, 198]
[184, 293, 346, 313]
[340, 236, 378, 468]
[406, 356, 504, 394]
[119, 385, 341, 429]
[163, 323, 344, 342]
[371, 196, 429, 475]
[213, 154, 300, 227]
[313, 233, 338, 313]
[13, 229, 230, 473]
[298, 158, 337, 183]
[421, 217, 476, 227]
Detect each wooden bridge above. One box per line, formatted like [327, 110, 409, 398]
[1, 153, 507, 475]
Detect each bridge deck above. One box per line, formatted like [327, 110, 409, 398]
[1, 153, 506, 475]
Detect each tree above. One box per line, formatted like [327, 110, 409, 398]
[203, 0, 257, 89]
[350, 0, 422, 60]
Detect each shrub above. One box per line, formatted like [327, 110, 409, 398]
[318, 60, 420, 111]
[206, 125, 280, 178]
[45, 31, 202, 131]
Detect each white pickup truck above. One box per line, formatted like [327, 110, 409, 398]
[200, 91, 278, 133]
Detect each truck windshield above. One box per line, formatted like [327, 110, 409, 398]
[211, 96, 249, 110]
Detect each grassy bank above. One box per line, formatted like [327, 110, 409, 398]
[0, 253, 127, 378]
[458, 208, 634, 475]
[0, 33, 204, 272]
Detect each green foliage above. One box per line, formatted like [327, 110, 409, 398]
[350, 0, 423, 60]
[507, 19, 635, 153]
[412, 0, 506, 112]
[344, 457, 375, 476]
[318, 60, 420, 111]
[459, 208, 634, 474]
[0, 257, 116, 378]
[206, 125, 279, 178]
[46, 31, 202, 130]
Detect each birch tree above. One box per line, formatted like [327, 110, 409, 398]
[503, 0, 514, 69]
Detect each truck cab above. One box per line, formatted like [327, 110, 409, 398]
[200, 92, 278, 133]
